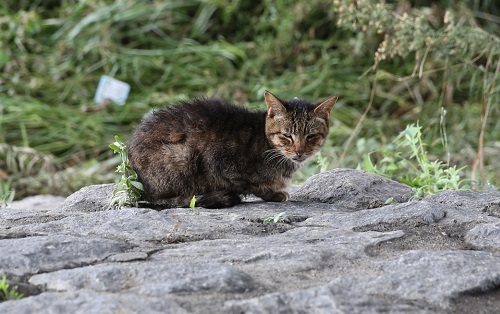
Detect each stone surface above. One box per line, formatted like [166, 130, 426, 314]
[291, 168, 413, 209]
[57, 183, 118, 212]
[1, 170, 499, 313]
[0, 236, 129, 277]
[11, 195, 65, 211]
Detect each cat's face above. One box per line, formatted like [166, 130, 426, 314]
[264, 91, 338, 164]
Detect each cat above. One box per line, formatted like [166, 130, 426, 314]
[128, 90, 338, 209]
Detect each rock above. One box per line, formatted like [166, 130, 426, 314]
[11, 195, 65, 211]
[0, 291, 187, 314]
[424, 190, 500, 214]
[29, 262, 255, 295]
[291, 168, 413, 209]
[0, 236, 129, 277]
[1, 170, 500, 313]
[57, 183, 118, 212]
[465, 222, 500, 251]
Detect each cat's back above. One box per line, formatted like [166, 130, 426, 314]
[130, 97, 264, 148]
[149, 98, 259, 128]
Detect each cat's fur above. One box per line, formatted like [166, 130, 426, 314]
[128, 91, 338, 208]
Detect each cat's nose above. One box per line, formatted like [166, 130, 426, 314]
[295, 149, 304, 157]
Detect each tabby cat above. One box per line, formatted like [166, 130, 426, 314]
[128, 91, 338, 208]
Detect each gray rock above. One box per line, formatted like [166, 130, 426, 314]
[228, 250, 500, 313]
[0, 291, 187, 314]
[424, 190, 500, 214]
[291, 168, 413, 209]
[29, 262, 255, 295]
[0, 236, 129, 277]
[465, 222, 500, 251]
[57, 183, 118, 212]
[11, 195, 66, 211]
[225, 282, 432, 314]
[334, 250, 500, 307]
[1, 170, 500, 313]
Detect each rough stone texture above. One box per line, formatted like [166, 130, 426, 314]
[1, 170, 499, 313]
[57, 183, 118, 212]
[0, 291, 187, 314]
[0, 236, 129, 277]
[291, 168, 413, 209]
[11, 195, 65, 211]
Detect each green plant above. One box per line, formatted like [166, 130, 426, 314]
[185, 195, 199, 216]
[0, 275, 23, 301]
[0, 180, 15, 209]
[362, 123, 469, 199]
[109, 135, 143, 208]
[263, 212, 286, 223]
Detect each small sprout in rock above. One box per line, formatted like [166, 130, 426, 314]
[185, 195, 199, 216]
[109, 135, 143, 209]
[0, 180, 15, 209]
[0, 274, 23, 301]
[166, 218, 183, 243]
[263, 212, 286, 223]
[384, 197, 395, 205]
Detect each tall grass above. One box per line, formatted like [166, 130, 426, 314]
[0, 0, 498, 198]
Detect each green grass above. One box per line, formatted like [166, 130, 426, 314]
[0, 0, 498, 198]
[0, 275, 23, 302]
[362, 123, 473, 199]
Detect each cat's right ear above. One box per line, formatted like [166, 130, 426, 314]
[265, 90, 287, 118]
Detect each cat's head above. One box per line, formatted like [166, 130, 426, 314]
[264, 90, 338, 164]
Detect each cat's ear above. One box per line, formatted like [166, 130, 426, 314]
[313, 96, 338, 118]
[265, 90, 287, 118]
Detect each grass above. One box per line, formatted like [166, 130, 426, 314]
[0, 0, 498, 198]
[362, 123, 472, 199]
[0, 275, 23, 302]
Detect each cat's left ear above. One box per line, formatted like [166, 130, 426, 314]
[314, 96, 338, 118]
[265, 90, 287, 118]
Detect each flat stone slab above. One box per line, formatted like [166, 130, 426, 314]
[29, 262, 255, 295]
[0, 235, 129, 277]
[0, 291, 187, 314]
[1, 169, 499, 313]
[291, 168, 413, 209]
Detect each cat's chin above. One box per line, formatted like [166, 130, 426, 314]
[291, 156, 309, 164]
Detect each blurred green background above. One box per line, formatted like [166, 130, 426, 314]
[0, 0, 498, 199]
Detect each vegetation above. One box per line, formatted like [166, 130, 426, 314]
[0, 0, 498, 199]
[362, 123, 471, 199]
[109, 136, 143, 208]
[0, 275, 23, 302]
[263, 212, 286, 223]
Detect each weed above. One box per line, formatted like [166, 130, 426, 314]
[185, 195, 199, 216]
[109, 136, 143, 209]
[0, 180, 15, 209]
[362, 123, 469, 199]
[0, 275, 23, 301]
[165, 218, 183, 244]
[263, 212, 286, 223]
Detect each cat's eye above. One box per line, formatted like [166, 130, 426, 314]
[282, 133, 292, 139]
[306, 134, 317, 142]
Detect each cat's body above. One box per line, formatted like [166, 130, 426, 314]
[128, 91, 337, 208]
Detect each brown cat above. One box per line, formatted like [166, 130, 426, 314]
[128, 91, 338, 208]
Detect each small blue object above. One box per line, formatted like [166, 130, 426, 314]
[94, 75, 130, 105]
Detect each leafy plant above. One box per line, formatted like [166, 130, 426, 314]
[0, 180, 15, 209]
[263, 212, 286, 223]
[0, 275, 23, 301]
[109, 135, 143, 209]
[362, 123, 469, 199]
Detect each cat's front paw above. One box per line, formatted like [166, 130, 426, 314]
[264, 191, 289, 202]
